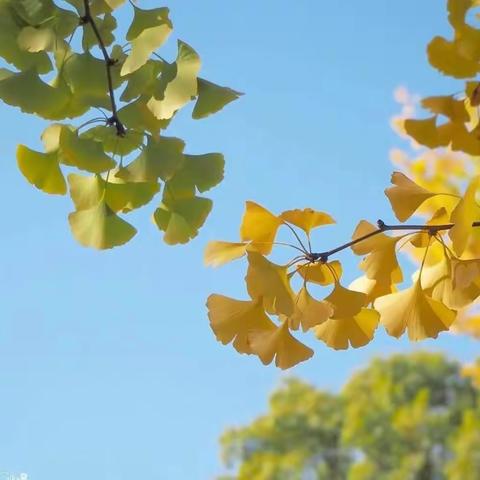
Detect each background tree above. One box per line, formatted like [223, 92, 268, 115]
[218, 352, 479, 480]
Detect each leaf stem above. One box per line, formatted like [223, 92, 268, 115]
[81, 0, 125, 137]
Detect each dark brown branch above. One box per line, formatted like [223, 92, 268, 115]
[310, 219, 480, 262]
[81, 0, 125, 136]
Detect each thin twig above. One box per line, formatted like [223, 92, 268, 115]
[81, 0, 125, 137]
[310, 219, 480, 262]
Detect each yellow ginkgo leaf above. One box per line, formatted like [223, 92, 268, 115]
[121, 6, 172, 75]
[147, 41, 201, 120]
[41, 123, 65, 153]
[17, 145, 66, 195]
[351, 220, 403, 284]
[449, 176, 480, 256]
[403, 116, 448, 148]
[349, 275, 395, 304]
[297, 260, 342, 286]
[375, 280, 456, 340]
[59, 127, 115, 174]
[427, 36, 480, 79]
[288, 286, 333, 332]
[240, 201, 282, 255]
[249, 320, 314, 369]
[324, 282, 367, 318]
[246, 251, 295, 316]
[204, 241, 248, 267]
[206, 295, 276, 354]
[69, 200, 137, 249]
[314, 308, 379, 350]
[421, 95, 469, 123]
[385, 171, 438, 221]
[452, 257, 480, 290]
[280, 208, 335, 235]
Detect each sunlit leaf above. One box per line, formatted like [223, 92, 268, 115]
[375, 280, 456, 340]
[249, 320, 314, 369]
[17, 145, 66, 195]
[288, 286, 333, 332]
[204, 241, 248, 267]
[246, 251, 295, 316]
[69, 200, 137, 249]
[280, 208, 335, 235]
[297, 261, 342, 286]
[207, 295, 275, 354]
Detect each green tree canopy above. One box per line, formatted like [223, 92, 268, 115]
[218, 352, 479, 480]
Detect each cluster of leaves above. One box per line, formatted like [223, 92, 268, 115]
[218, 352, 480, 480]
[0, 0, 240, 248]
[206, 0, 480, 369]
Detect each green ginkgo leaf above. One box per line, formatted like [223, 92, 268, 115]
[69, 200, 137, 249]
[59, 127, 116, 173]
[118, 96, 170, 136]
[81, 126, 144, 156]
[17, 26, 56, 53]
[121, 6, 172, 76]
[152, 196, 212, 245]
[82, 13, 117, 50]
[0, 69, 70, 120]
[0, 4, 52, 73]
[147, 41, 201, 120]
[120, 61, 163, 102]
[17, 144, 66, 195]
[164, 153, 224, 199]
[192, 78, 243, 119]
[116, 135, 184, 182]
[68, 173, 159, 213]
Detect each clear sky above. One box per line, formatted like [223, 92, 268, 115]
[1, 1, 478, 479]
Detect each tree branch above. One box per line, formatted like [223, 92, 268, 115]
[309, 219, 480, 262]
[81, 0, 125, 137]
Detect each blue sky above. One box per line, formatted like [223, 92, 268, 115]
[1, 1, 478, 479]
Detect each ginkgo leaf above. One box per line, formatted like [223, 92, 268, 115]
[152, 196, 212, 245]
[115, 136, 185, 183]
[81, 126, 144, 156]
[351, 220, 403, 284]
[41, 123, 65, 153]
[17, 145, 66, 195]
[120, 60, 162, 102]
[0, 69, 70, 120]
[249, 320, 314, 369]
[164, 153, 225, 199]
[280, 208, 335, 235]
[421, 95, 469, 123]
[206, 295, 275, 354]
[245, 251, 295, 316]
[59, 127, 116, 173]
[240, 201, 282, 255]
[118, 96, 171, 137]
[324, 282, 367, 318]
[385, 172, 438, 221]
[82, 13, 117, 50]
[314, 308, 379, 350]
[69, 200, 137, 249]
[375, 280, 456, 340]
[147, 41, 201, 120]
[288, 286, 333, 332]
[403, 117, 448, 149]
[192, 78, 243, 119]
[68, 173, 159, 213]
[449, 176, 480, 256]
[297, 261, 342, 286]
[204, 241, 248, 267]
[427, 36, 480, 79]
[17, 26, 55, 53]
[349, 275, 395, 304]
